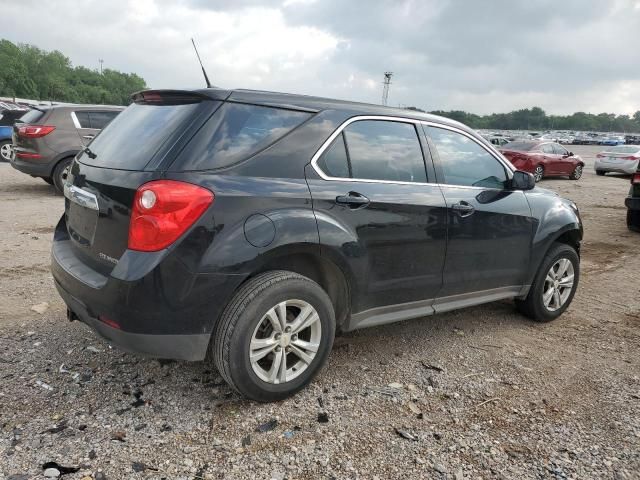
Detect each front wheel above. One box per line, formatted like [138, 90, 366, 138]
[516, 243, 579, 322]
[533, 165, 544, 182]
[212, 271, 335, 402]
[570, 164, 583, 180]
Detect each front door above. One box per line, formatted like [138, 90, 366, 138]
[425, 125, 534, 308]
[306, 118, 447, 317]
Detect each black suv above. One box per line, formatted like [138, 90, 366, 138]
[626, 167, 640, 231]
[52, 89, 582, 401]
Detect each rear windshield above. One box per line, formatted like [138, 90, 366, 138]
[175, 102, 312, 170]
[78, 102, 203, 170]
[608, 145, 639, 154]
[502, 141, 537, 152]
[18, 109, 45, 124]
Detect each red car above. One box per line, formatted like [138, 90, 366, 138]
[499, 141, 584, 182]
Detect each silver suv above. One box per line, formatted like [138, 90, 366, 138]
[11, 104, 123, 192]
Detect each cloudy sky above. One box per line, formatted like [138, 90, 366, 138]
[3, 0, 640, 114]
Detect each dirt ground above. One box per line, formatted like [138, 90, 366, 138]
[0, 145, 638, 479]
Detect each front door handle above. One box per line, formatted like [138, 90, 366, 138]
[336, 191, 370, 209]
[451, 201, 475, 217]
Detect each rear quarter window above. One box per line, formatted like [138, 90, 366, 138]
[18, 109, 45, 124]
[175, 102, 311, 171]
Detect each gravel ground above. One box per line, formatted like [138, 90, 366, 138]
[1, 145, 639, 480]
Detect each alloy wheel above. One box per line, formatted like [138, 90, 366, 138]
[573, 165, 583, 179]
[542, 258, 574, 312]
[534, 166, 544, 182]
[249, 299, 322, 384]
[0, 143, 12, 161]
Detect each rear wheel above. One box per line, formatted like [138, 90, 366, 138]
[596, 170, 605, 176]
[212, 271, 335, 402]
[516, 243, 579, 322]
[533, 165, 544, 182]
[52, 157, 73, 194]
[0, 140, 12, 162]
[570, 164, 583, 180]
[42, 177, 54, 185]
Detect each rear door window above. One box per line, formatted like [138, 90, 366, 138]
[541, 144, 555, 154]
[77, 102, 206, 170]
[177, 103, 311, 170]
[343, 120, 427, 183]
[89, 111, 119, 129]
[74, 111, 91, 129]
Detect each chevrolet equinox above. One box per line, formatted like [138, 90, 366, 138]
[52, 89, 582, 401]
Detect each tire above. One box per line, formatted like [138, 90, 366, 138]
[0, 140, 12, 162]
[570, 164, 583, 180]
[52, 157, 73, 194]
[515, 243, 579, 322]
[596, 170, 605, 176]
[212, 270, 336, 402]
[533, 165, 544, 182]
[628, 209, 640, 232]
[42, 177, 54, 185]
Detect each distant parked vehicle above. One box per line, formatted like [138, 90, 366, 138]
[595, 145, 640, 176]
[500, 141, 584, 182]
[626, 166, 640, 231]
[600, 136, 625, 146]
[11, 104, 123, 192]
[488, 136, 511, 147]
[0, 107, 30, 162]
[624, 134, 640, 145]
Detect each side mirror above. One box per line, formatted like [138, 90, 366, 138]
[511, 170, 535, 190]
[568, 151, 574, 157]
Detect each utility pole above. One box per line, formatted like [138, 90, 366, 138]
[382, 72, 393, 106]
[99, 59, 104, 75]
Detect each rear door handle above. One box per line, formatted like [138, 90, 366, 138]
[82, 135, 95, 140]
[336, 192, 370, 209]
[451, 201, 475, 217]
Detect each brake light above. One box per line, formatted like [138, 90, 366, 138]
[128, 180, 214, 252]
[632, 173, 640, 184]
[16, 152, 42, 159]
[623, 155, 640, 161]
[17, 125, 56, 138]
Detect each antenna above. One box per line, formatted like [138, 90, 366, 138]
[191, 38, 212, 88]
[382, 72, 393, 106]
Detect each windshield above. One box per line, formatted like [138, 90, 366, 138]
[78, 102, 207, 170]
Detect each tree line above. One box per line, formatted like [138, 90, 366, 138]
[409, 106, 640, 133]
[0, 39, 146, 106]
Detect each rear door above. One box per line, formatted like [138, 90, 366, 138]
[306, 117, 447, 315]
[540, 143, 561, 174]
[72, 110, 99, 145]
[425, 125, 533, 305]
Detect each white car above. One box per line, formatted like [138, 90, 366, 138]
[595, 145, 640, 175]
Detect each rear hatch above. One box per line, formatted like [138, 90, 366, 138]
[12, 108, 48, 158]
[63, 90, 224, 276]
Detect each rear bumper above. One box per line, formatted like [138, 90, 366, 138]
[10, 156, 54, 177]
[51, 216, 245, 361]
[55, 279, 210, 361]
[626, 196, 640, 211]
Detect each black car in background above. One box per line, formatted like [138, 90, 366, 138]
[52, 88, 582, 401]
[11, 104, 123, 192]
[626, 167, 640, 231]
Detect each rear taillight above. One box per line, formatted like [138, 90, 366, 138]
[16, 152, 42, 159]
[596, 153, 605, 158]
[623, 155, 640, 161]
[632, 173, 640, 184]
[128, 180, 214, 252]
[17, 125, 56, 138]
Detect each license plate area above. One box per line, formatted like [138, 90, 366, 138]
[64, 184, 99, 246]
